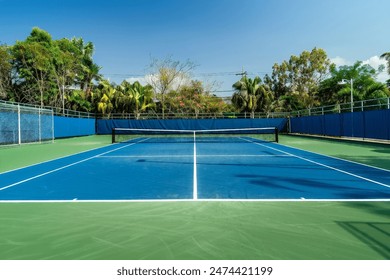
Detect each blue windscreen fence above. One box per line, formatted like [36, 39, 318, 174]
[290, 109, 390, 140]
[54, 116, 96, 138]
[97, 118, 288, 135]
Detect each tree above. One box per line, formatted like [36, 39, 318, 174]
[12, 39, 54, 106]
[232, 75, 271, 118]
[9, 27, 102, 112]
[67, 89, 93, 112]
[380, 52, 390, 75]
[72, 38, 102, 94]
[97, 80, 116, 118]
[148, 56, 196, 118]
[116, 80, 155, 119]
[380, 52, 390, 87]
[265, 48, 334, 111]
[163, 80, 228, 118]
[130, 81, 154, 119]
[52, 38, 79, 111]
[318, 61, 389, 106]
[0, 45, 12, 99]
[116, 80, 134, 116]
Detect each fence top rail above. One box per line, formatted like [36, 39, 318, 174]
[2, 96, 389, 120]
[292, 97, 390, 117]
[0, 101, 53, 113]
[0, 100, 95, 118]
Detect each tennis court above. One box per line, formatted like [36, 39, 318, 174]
[0, 134, 390, 260]
[1, 129, 389, 201]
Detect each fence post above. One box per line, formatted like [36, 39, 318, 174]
[38, 107, 42, 143]
[52, 110, 55, 143]
[17, 104, 21, 145]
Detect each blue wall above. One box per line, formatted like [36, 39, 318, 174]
[290, 109, 390, 140]
[54, 116, 95, 138]
[97, 118, 287, 134]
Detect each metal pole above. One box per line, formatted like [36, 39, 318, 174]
[38, 107, 41, 143]
[17, 105, 21, 145]
[351, 79, 354, 137]
[51, 109, 55, 143]
[350, 79, 353, 112]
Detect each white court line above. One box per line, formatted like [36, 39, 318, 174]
[98, 155, 193, 158]
[0, 138, 149, 192]
[0, 198, 389, 203]
[241, 138, 390, 189]
[98, 154, 291, 158]
[0, 142, 119, 175]
[281, 142, 390, 173]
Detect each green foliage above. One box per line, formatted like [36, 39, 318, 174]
[164, 80, 228, 118]
[232, 76, 273, 118]
[232, 48, 389, 114]
[318, 61, 389, 105]
[0, 44, 12, 98]
[8, 27, 101, 111]
[148, 56, 197, 118]
[263, 48, 334, 112]
[2, 28, 389, 117]
[115, 80, 155, 119]
[380, 52, 390, 75]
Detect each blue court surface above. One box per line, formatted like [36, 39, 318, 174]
[1, 137, 390, 201]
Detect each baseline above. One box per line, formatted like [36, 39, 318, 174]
[1, 198, 390, 203]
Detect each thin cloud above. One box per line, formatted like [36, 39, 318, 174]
[330, 56, 352, 67]
[330, 55, 389, 83]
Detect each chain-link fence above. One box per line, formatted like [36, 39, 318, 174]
[0, 102, 54, 145]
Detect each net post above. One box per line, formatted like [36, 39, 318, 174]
[275, 127, 279, 143]
[112, 128, 116, 143]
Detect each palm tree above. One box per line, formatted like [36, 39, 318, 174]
[117, 80, 134, 116]
[131, 81, 154, 119]
[380, 52, 390, 87]
[116, 81, 155, 119]
[232, 76, 266, 118]
[380, 52, 390, 75]
[72, 38, 102, 94]
[97, 80, 116, 118]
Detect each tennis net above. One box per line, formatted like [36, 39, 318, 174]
[112, 127, 279, 144]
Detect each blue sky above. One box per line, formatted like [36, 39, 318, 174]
[1, 0, 389, 96]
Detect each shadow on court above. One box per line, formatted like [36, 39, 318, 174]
[337, 221, 390, 259]
[235, 174, 390, 199]
[336, 202, 390, 259]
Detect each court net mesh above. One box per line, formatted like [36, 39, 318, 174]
[112, 127, 279, 144]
